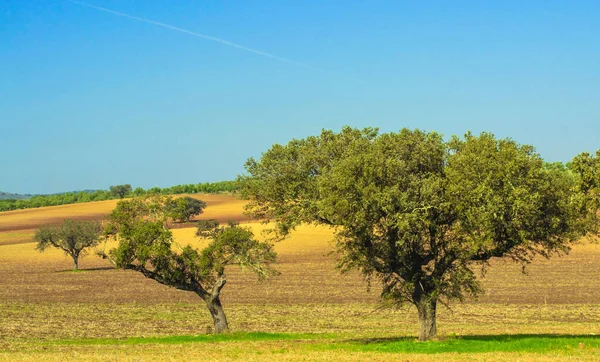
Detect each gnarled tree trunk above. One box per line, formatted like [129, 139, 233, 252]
[207, 295, 229, 333]
[71, 253, 79, 270]
[416, 298, 437, 341]
[205, 277, 229, 333]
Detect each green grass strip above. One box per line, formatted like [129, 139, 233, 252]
[42, 332, 600, 354]
[315, 334, 600, 354]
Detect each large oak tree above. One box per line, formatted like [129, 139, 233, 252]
[238, 127, 586, 340]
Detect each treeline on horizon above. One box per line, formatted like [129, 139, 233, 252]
[0, 181, 237, 212]
[0, 161, 575, 213]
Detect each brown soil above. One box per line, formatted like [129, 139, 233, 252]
[0, 194, 250, 233]
[1, 232, 600, 306]
[1, 196, 600, 306]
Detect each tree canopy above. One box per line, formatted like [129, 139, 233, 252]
[110, 184, 133, 199]
[35, 219, 103, 270]
[238, 127, 586, 340]
[571, 149, 600, 239]
[102, 195, 278, 333]
[166, 196, 207, 222]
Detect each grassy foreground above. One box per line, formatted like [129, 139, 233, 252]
[38, 332, 600, 353]
[2, 197, 600, 360]
[3, 332, 600, 361]
[1, 302, 600, 361]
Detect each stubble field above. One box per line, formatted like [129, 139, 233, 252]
[1, 194, 600, 361]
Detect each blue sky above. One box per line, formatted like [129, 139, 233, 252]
[1, 0, 599, 194]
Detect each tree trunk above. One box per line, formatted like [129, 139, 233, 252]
[72, 255, 79, 270]
[207, 295, 229, 334]
[205, 276, 229, 333]
[417, 298, 437, 341]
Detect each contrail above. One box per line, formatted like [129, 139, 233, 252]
[66, 0, 365, 84]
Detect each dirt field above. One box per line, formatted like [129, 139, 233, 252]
[1, 195, 600, 361]
[0, 193, 249, 233]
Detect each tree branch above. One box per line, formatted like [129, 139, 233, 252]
[470, 239, 520, 261]
[209, 276, 227, 302]
[317, 216, 335, 226]
[123, 264, 198, 293]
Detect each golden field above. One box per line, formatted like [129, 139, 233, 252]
[1, 194, 600, 361]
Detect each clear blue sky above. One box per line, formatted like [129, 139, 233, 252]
[1, 0, 599, 194]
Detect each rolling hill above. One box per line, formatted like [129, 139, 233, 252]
[0, 191, 31, 200]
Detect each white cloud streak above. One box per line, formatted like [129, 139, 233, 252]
[66, 0, 365, 84]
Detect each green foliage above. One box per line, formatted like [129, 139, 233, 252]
[239, 127, 586, 339]
[132, 187, 146, 196]
[166, 197, 207, 222]
[34, 219, 103, 270]
[571, 149, 600, 238]
[198, 221, 279, 281]
[110, 184, 133, 199]
[0, 190, 112, 212]
[104, 196, 277, 303]
[196, 219, 221, 234]
[144, 181, 238, 196]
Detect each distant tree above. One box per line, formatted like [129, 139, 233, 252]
[196, 219, 220, 231]
[110, 184, 132, 199]
[544, 161, 569, 172]
[184, 184, 196, 193]
[169, 185, 185, 194]
[239, 127, 587, 341]
[133, 187, 146, 197]
[166, 197, 207, 223]
[35, 219, 103, 270]
[147, 187, 162, 195]
[102, 196, 278, 333]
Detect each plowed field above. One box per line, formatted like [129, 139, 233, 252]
[1, 195, 599, 361]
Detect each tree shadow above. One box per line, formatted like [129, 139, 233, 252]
[460, 334, 600, 341]
[350, 336, 415, 344]
[349, 333, 600, 344]
[168, 216, 253, 230]
[56, 266, 114, 273]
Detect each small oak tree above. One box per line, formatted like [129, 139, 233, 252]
[110, 184, 132, 199]
[239, 127, 586, 341]
[102, 196, 278, 333]
[35, 219, 103, 270]
[166, 196, 207, 222]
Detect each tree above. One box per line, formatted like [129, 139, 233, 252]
[238, 127, 586, 341]
[147, 187, 162, 195]
[102, 196, 278, 333]
[166, 196, 207, 222]
[35, 219, 103, 270]
[571, 149, 600, 239]
[133, 187, 146, 197]
[544, 161, 569, 173]
[110, 184, 132, 199]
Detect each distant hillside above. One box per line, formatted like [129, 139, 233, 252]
[0, 181, 237, 212]
[0, 192, 32, 200]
